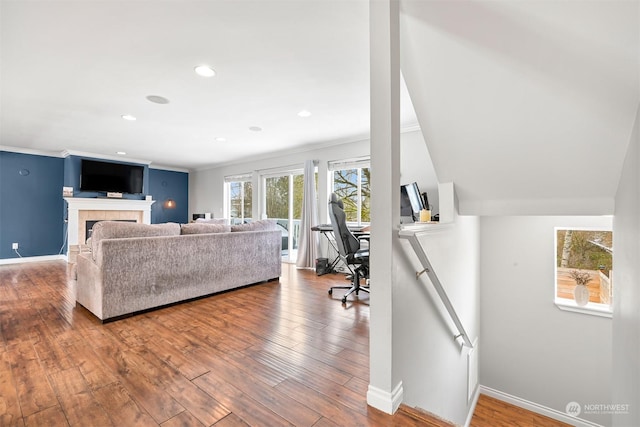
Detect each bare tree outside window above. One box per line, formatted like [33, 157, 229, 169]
[228, 180, 252, 224]
[265, 176, 289, 220]
[333, 167, 370, 224]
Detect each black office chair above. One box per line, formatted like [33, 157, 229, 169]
[327, 193, 370, 304]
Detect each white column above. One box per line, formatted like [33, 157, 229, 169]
[67, 205, 80, 249]
[367, 0, 402, 414]
[612, 104, 640, 426]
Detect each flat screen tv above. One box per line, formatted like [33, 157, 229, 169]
[400, 182, 425, 221]
[80, 159, 144, 194]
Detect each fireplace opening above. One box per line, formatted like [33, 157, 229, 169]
[86, 219, 137, 242]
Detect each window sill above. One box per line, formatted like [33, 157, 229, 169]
[554, 298, 612, 318]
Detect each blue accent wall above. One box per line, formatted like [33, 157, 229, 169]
[148, 169, 189, 224]
[0, 150, 189, 260]
[0, 151, 65, 259]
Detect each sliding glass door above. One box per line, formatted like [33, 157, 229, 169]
[263, 171, 303, 262]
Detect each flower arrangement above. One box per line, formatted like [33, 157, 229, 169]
[570, 270, 592, 286]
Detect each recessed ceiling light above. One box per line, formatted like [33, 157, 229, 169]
[248, 126, 262, 132]
[146, 95, 170, 104]
[214, 137, 227, 142]
[194, 65, 216, 77]
[297, 110, 312, 118]
[121, 114, 136, 121]
[116, 151, 127, 155]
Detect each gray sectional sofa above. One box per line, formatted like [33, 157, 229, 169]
[76, 220, 282, 321]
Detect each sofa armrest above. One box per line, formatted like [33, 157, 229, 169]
[76, 253, 104, 319]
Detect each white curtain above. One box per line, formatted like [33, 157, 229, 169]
[296, 160, 319, 268]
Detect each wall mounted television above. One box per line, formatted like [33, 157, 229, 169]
[80, 159, 144, 194]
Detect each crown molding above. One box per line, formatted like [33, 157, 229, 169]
[0, 145, 65, 158]
[4, 124, 423, 173]
[149, 164, 191, 173]
[1, 146, 190, 173]
[195, 125, 423, 172]
[60, 149, 152, 165]
[195, 132, 372, 171]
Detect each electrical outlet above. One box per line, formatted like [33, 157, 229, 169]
[12, 243, 19, 250]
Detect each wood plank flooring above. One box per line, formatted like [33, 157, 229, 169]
[470, 395, 570, 427]
[0, 261, 569, 426]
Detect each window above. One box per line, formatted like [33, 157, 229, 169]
[225, 174, 252, 225]
[329, 157, 370, 225]
[554, 228, 613, 317]
[262, 169, 305, 262]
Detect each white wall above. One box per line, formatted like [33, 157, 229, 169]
[190, 139, 369, 224]
[190, 129, 436, 222]
[400, 130, 439, 214]
[612, 104, 640, 427]
[394, 213, 480, 425]
[480, 215, 613, 426]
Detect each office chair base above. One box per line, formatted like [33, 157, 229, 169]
[340, 284, 370, 304]
[328, 286, 351, 296]
[329, 278, 369, 303]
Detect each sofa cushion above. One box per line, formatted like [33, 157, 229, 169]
[231, 219, 279, 232]
[195, 218, 228, 225]
[90, 221, 181, 260]
[181, 223, 231, 235]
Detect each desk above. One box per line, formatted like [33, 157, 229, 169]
[311, 224, 340, 275]
[311, 224, 370, 275]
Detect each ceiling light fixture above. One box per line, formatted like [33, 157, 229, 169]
[297, 110, 312, 118]
[194, 65, 216, 77]
[248, 126, 262, 132]
[116, 151, 127, 155]
[121, 114, 136, 121]
[214, 137, 227, 142]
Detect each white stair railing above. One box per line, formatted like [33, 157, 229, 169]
[399, 228, 473, 348]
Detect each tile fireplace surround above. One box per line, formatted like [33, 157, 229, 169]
[64, 197, 154, 262]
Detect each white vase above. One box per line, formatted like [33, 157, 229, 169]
[574, 284, 590, 306]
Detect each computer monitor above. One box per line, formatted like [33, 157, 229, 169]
[400, 182, 425, 222]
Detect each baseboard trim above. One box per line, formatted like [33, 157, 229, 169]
[480, 385, 604, 427]
[367, 381, 404, 414]
[0, 254, 67, 265]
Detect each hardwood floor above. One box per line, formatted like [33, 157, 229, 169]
[0, 261, 568, 426]
[470, 395, 570, 427]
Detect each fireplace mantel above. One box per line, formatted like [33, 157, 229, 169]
[64, 197, 155, 260]
[65, 197, 154, 213]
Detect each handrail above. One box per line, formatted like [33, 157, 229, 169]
[399, 227, 474, 348]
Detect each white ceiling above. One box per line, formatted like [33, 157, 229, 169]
[2, 1, 639, 215]
[1, 0, 417, 170]
[400, 0, 639, 215]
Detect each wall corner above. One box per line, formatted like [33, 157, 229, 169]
[367, 381, 404, 414]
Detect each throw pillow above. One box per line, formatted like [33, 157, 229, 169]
[231, 219, 279, 232]
[181, 223, 231, 235]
